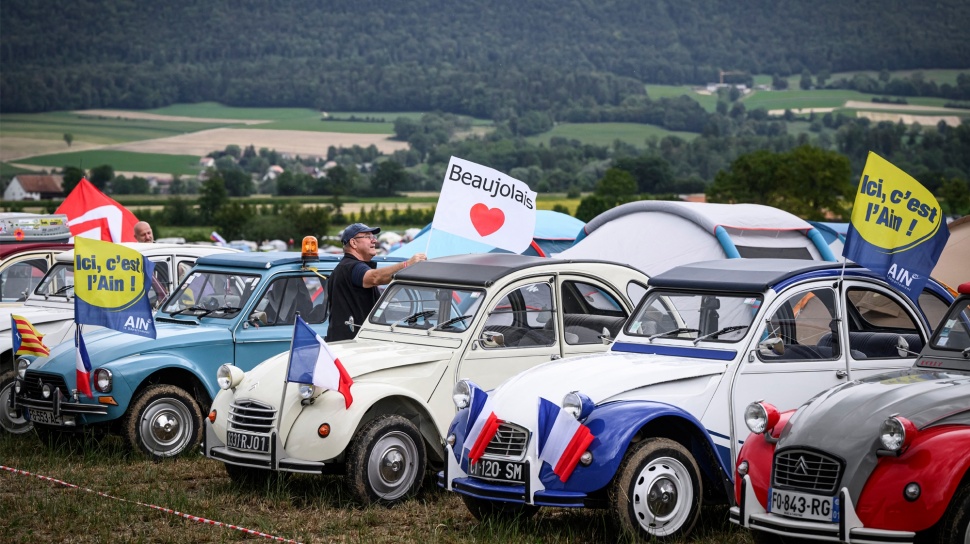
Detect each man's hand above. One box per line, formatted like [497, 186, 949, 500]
[407, 253, 427, 267]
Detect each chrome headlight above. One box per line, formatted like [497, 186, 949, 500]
[562, 391, 595, 421]
[42, 384, 52, 399]
[17, 357, 31, 378]
[94, 368, 113, 393]
[744, 401, 779, 434]
[879, 415, 916, 452]
[216, 364, 245, 390]
[452, 379, 474, 409]
[298, 384, 316, 399]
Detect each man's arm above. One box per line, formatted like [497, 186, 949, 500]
[361, 253, 426, 288]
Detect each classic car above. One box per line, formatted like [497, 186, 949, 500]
[203, 253, 650, 505]
[1, 242, 237, 435]
[11, 250, 402, 457]
[731, 281, 970, 544]
[439, 258, 953, 541]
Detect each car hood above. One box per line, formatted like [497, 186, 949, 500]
[330, 339, 455, 379]
[0, 304, 73, 330]
[485, 351, 727, 421]
[778, 367, 970, 498]
[26, 322, 233, 375]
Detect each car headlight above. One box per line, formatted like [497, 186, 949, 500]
[452, 379, 475, 409]
[94, 368, 113, 393]
[298, 384, 316, 399]
[562, 391, 595, 421]
[216, 364, 245, 390]
[879, 415, 916, 452]
[14, 379, 22, 394]
[744, 401, 779, 434]
[42, 384, 52, 399]
[17, 357, 31, 378]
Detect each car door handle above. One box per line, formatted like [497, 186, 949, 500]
[835, 369, 848, 379]
[550, 354, 561, 360]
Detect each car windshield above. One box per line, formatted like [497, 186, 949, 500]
[161, 270, 261, 319]
[625, 290, 760, 343]
[32, 262, 74, 298]
[930, 298, 970, 352]
[370, 283, 486, 333]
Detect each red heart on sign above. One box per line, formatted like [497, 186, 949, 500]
[469, 203, 505, 237]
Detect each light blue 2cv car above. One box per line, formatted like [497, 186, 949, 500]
[13, 251, 401, 458]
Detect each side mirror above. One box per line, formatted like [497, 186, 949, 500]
[758, 337, 785, 357]
[896, 335, 917, 357]
[599, 326, 613, 345]
[480, 331, 505, 348]
[249, 310, 267, 326]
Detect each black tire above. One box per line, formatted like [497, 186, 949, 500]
[0, 367, 32, 434]
[931, 482, 970, 544]
[123, 384, 203, 459]
[224, 462, 288, 488]
[461, 494, 539, 522]
[345, 414, 426, 506]
[610, 437, 703, 541]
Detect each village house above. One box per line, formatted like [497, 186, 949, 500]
[2, 174, 64, 201]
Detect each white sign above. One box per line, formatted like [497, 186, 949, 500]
[431, 156, 537, 253]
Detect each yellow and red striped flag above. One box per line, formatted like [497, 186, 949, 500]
[11, 314, 50, 357]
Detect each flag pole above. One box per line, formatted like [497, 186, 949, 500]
[276, 317, 299, 431]
[424, 226, 434, 258]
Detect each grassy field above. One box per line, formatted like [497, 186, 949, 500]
[0, 432, 751, 544]
[0, 112, 236, 145]
[645, 85, 720, 112]
[527, 122, 698, 149]
[14, 150, 202, 176]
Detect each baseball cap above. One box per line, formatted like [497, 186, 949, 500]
[341, 223, 381, 244]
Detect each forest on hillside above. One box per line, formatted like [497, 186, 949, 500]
[2, 0, 969, 114]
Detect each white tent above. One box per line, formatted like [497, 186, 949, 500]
[559, 201, 835, 277]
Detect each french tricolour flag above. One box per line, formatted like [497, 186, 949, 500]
[287, 316, 353, 408]
[75, 327, 93, 398]
[537, 397, 595, 482]
[464, 387, 501, 465]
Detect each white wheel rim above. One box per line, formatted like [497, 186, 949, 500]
[629, 455, 694, 536]
[366, 430, 419, 501]
[138, 397, 193, 457]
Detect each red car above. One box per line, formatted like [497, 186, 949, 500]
[731, 282, 970, 544]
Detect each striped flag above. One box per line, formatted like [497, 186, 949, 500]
[11, 315, 49, 357]
[286, 316, 353, 408]
[75, 327, 93, 398]
[537, 397, 595, 482]
[464, 387, 501, 466]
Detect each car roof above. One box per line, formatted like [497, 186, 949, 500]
[193, 252, 404, 270]
[394, 252, 626, 287]
[54, 243, 238, 262]
[0, 242, 73, 259]
[648, 258, 849, 292]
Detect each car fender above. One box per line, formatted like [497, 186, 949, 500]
[282, 380, 447, 462]
[548, 400, 730, 493]
[104, 351, 226, 413]
[856, 425, 970, 532]
[734, 410, 795, 506]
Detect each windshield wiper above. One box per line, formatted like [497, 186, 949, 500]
[169, 305, 215, 318]
[433, 314, 472, 331]
[45, 284, 74, 299]
[693, 325, 749, 345]
[390, 309, 436, 331]
[648, 327, 699, 343]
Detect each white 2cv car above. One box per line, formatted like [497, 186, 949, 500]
[439, 258, 953, 541]
[204, 253, 650, 504]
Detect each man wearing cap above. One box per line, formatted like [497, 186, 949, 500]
[324, 223, 426, 342]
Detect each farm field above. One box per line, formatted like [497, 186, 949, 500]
[527, 122, 699, 148]
[0, 433, 750, 543]
[14, 150, 203, 177]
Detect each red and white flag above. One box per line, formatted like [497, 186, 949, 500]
[286, 316, 353, 408]
[75, 327, 93, 398]
[464, 387, 501, 465]
[56, 178, 139, 243]
[432, 156, 537, 253]
[537, 397, 595, 482]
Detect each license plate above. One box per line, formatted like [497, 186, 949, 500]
[226, 430, 270, 453]
[769, 488, 837, 522]
[468, 458, 526, 483]
[28, 409, 64, 426]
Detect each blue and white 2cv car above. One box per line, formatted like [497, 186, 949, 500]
[731, 280, 970, 544]
[440, 258, 953, 541]
[204, 253, 650, 505]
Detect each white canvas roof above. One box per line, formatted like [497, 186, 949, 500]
[559, 201, 834, 277]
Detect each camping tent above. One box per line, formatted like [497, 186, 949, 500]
[931, 215, 970, 289]
[387, 210, 585, 259]
[559, 201, 836, 277]
[808, 221, 848, 261]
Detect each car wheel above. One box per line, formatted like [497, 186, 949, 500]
[610, 437, 702, 541]
[123, 385, 202, 459]
[224, 462, 288, 488]
[932, 482, 970, 544]
[461, 494, 538, 522]
[0, 368, 31, 434]
[346, 414, 426, 505]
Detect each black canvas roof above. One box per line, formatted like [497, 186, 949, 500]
[393, 253, 578, 287]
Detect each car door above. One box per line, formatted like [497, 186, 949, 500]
[555, 276, 632, 358]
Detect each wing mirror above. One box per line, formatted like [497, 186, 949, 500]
[896, 335, 918, 357]
[758, 337, 785, 357]
[480, 330, 505, 348]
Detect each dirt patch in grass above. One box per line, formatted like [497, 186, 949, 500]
[842, 101, 954, 112]
[73, 109, 271, 125]
[856, 111, 963, 126]
[0, 137, 103, 163]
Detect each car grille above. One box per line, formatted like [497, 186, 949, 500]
[227, 400, 277, 433]
[22, 371, 69, 399]
[482, 422, 530, 461]
[773, 448, 843, 494]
